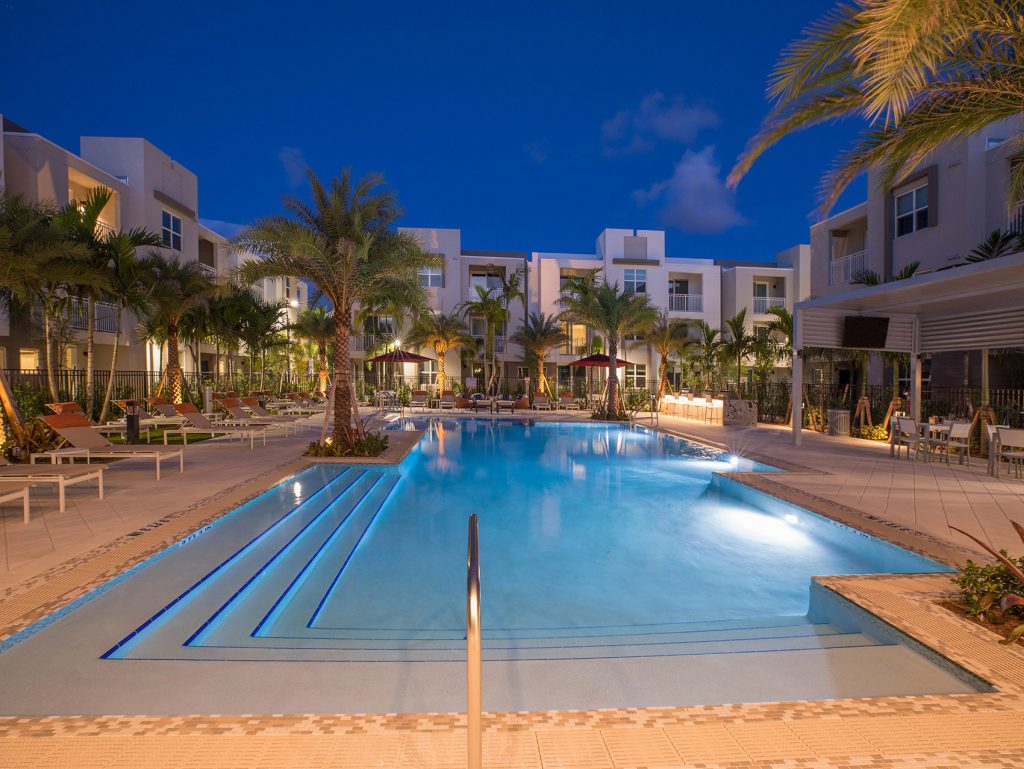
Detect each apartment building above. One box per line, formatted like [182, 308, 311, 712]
[808, 116, 1024, 387]
[0, 116, 306, 378]
[382, 226, 804, 391]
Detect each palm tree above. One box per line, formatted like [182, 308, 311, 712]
[237, 169, 438, 448]
[234, 291, 286, 388]
[560, 275, 658, 416]
[138, 254, 215, 403]
[290, 306, 335, 395]
[97, 235, 153, 422]
[510, 312, 565, 398]
[765, 305, 794, 363]
[644, 311, 693, 399]
[54, 187, 162, 417]
[692, 321, 724, 394]
[723, 309, 756, 393]
[965, 229, 1023, 262]
[851, 260, 920, 286]
[729, 1, 1024, 212]
[406, 310, 472, 394]
[495, 267, 526, 392]
[460, 285, 507, 395]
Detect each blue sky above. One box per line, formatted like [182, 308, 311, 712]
[1, 0, 865, 261]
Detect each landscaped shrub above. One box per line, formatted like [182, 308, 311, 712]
[854, 424, 889, 441]
[949, 521, 1024, 644]
[305, 433, 389, 458]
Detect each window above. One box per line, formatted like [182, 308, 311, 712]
[284, 277, 292, 298]
[418, 360, 438, 385]
[624, 364, 647, 388]
[0, 347, 5, 369]
[895, 184, 928, 237]
[19, 348, 39, 371]
[161, 210, 182, 251]
[668, 279, 689, 295]
[753, 281, 768, 298]
[469, 272, 502, 291]
[419, 266, 442, 288]
[470, 317, 488, 338]
[623, 269, 647, 294]
[562, 322, 587, 355]
[753, 324, 771, 341]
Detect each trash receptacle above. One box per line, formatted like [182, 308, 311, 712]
[827, 408, 851, 436]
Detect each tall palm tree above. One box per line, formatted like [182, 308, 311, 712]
[97, 235, 153, 422]
[234, 291, 286, 388]
[290, 306, 335, 395]
[510, 312, 565, 398]
[406, 310, 472, 393]
[496, 266, 526, 392]
[644, 311, 694, 399]
[138, 254, 215, 403]
[460, 285, 507, 395]
[730, 1, 1024, 212]
[237, 169, 438, 448]
[560, 275, 658, 416]
[723, 309, 756, 393]
[765, 305, 794, 363]
[692, 321, 724, 394]
[54, 187, 162, 416]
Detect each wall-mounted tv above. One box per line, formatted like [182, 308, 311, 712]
[842, 316, 890, 349]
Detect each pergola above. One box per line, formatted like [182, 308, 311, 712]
[792, 252, 1024, 445]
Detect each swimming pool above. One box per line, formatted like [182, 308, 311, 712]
[0, 419, 984, 714]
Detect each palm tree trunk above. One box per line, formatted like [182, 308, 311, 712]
[607, 338, 620, 416]
[537, 353, 549, 397]
[98, 308, 122, 423]
[166, 326, 183, 404]
[435, 344, 447, 394]
[332, 310, 359, 447]
[85, 299, 96, 418]
[43, 310, 58, 401]
[316, 345, 329, 396]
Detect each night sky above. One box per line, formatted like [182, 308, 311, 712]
[2, 0, 866, 260]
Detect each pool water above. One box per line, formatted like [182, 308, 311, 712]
[104, 419, 950, 662]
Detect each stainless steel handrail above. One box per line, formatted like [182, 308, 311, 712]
[466, 513, 482, 769]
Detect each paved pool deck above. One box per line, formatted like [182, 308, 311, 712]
[2, 412, 1024, 767]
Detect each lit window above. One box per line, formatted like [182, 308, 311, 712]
[19, 348, 39, 371]
[623, 269, 647, 294]
[624, 364, 647, 388]
[469, 272, 501, 291]
[419, 267, 442, 288]
[161, 210, 182, 251]
[895, 184, 928, 237]
[419, 360, 438, 385]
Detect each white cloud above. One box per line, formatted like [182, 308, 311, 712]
[278, 146, 307, 187]
[633, 146, 745, 234]
[602, 92, 718, 155]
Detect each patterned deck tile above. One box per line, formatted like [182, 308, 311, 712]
[536, 729, 613, 769]
[663, 724, 749, 764]
[600, 727, 681, 767]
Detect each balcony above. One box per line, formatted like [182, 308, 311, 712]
[668, 293, 703, 312]
[753, 295, 786, 314]
[1007, 202, 1024, 234]
[68, 298, 118, 333]
[351, 334, 394, 353]
[474, 335, 506, 354]
[829, 250, 868, 285]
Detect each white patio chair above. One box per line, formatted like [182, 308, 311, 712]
[892, 417, 920, 459]
[996, 427, 1024, 479]
[986, 423, 1010, 476]
[940, 421, 972, 466]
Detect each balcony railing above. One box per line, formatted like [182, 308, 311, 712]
[1007, 203, 1024, 234]
[351, 333, 396, 353]
[829, 250, 868, 285]
[473, 335, 506, 354]
[753, 295, 786, 314]
[668, 293, 703, 312]
[68, 298, 118, 333]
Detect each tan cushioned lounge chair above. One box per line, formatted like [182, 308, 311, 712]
[0, 457, 103, 519]
[38, 414, 184, 480]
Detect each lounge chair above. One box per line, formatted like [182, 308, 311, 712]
[215, 398, 294, 436]
[0, 483, 31, 524]
[0, 456, 103, 518]
[494, 395, 517, 413]
[559, 394, 580, 411]
[439, 391, 455, 410]
[113, 399, 185, 430]
[411, 390, 428, 412]
[46, 401, 152, 442]
[533, 394, 554, 411]
[36, 413, 184, 480]
[241, 397, 306, 424]
[166, 403, 270, 449]
[288, 392, 325, 411]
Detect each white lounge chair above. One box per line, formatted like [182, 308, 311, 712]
[559, 394, 580, 411]
[38, 413, 183, 480]
[216, 398, 294, 436]
[411, 390, 429, 412]
[439, 391, 455, 410]
[167, 404, 269, 450]
[0, 483, 31, 524]
[533, 394, 554, 411]
[0, 457, 103, 518]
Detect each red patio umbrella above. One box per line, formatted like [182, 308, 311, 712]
[568, 353, 637, 368]
[366, 349, 432, 364]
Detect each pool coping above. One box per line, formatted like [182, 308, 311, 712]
[2, 417, 1024, 767]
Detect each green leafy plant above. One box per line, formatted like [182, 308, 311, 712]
[951, 521, 1024, 644]
[305, 433, 389, 458]
[855, 424, 889, 441]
